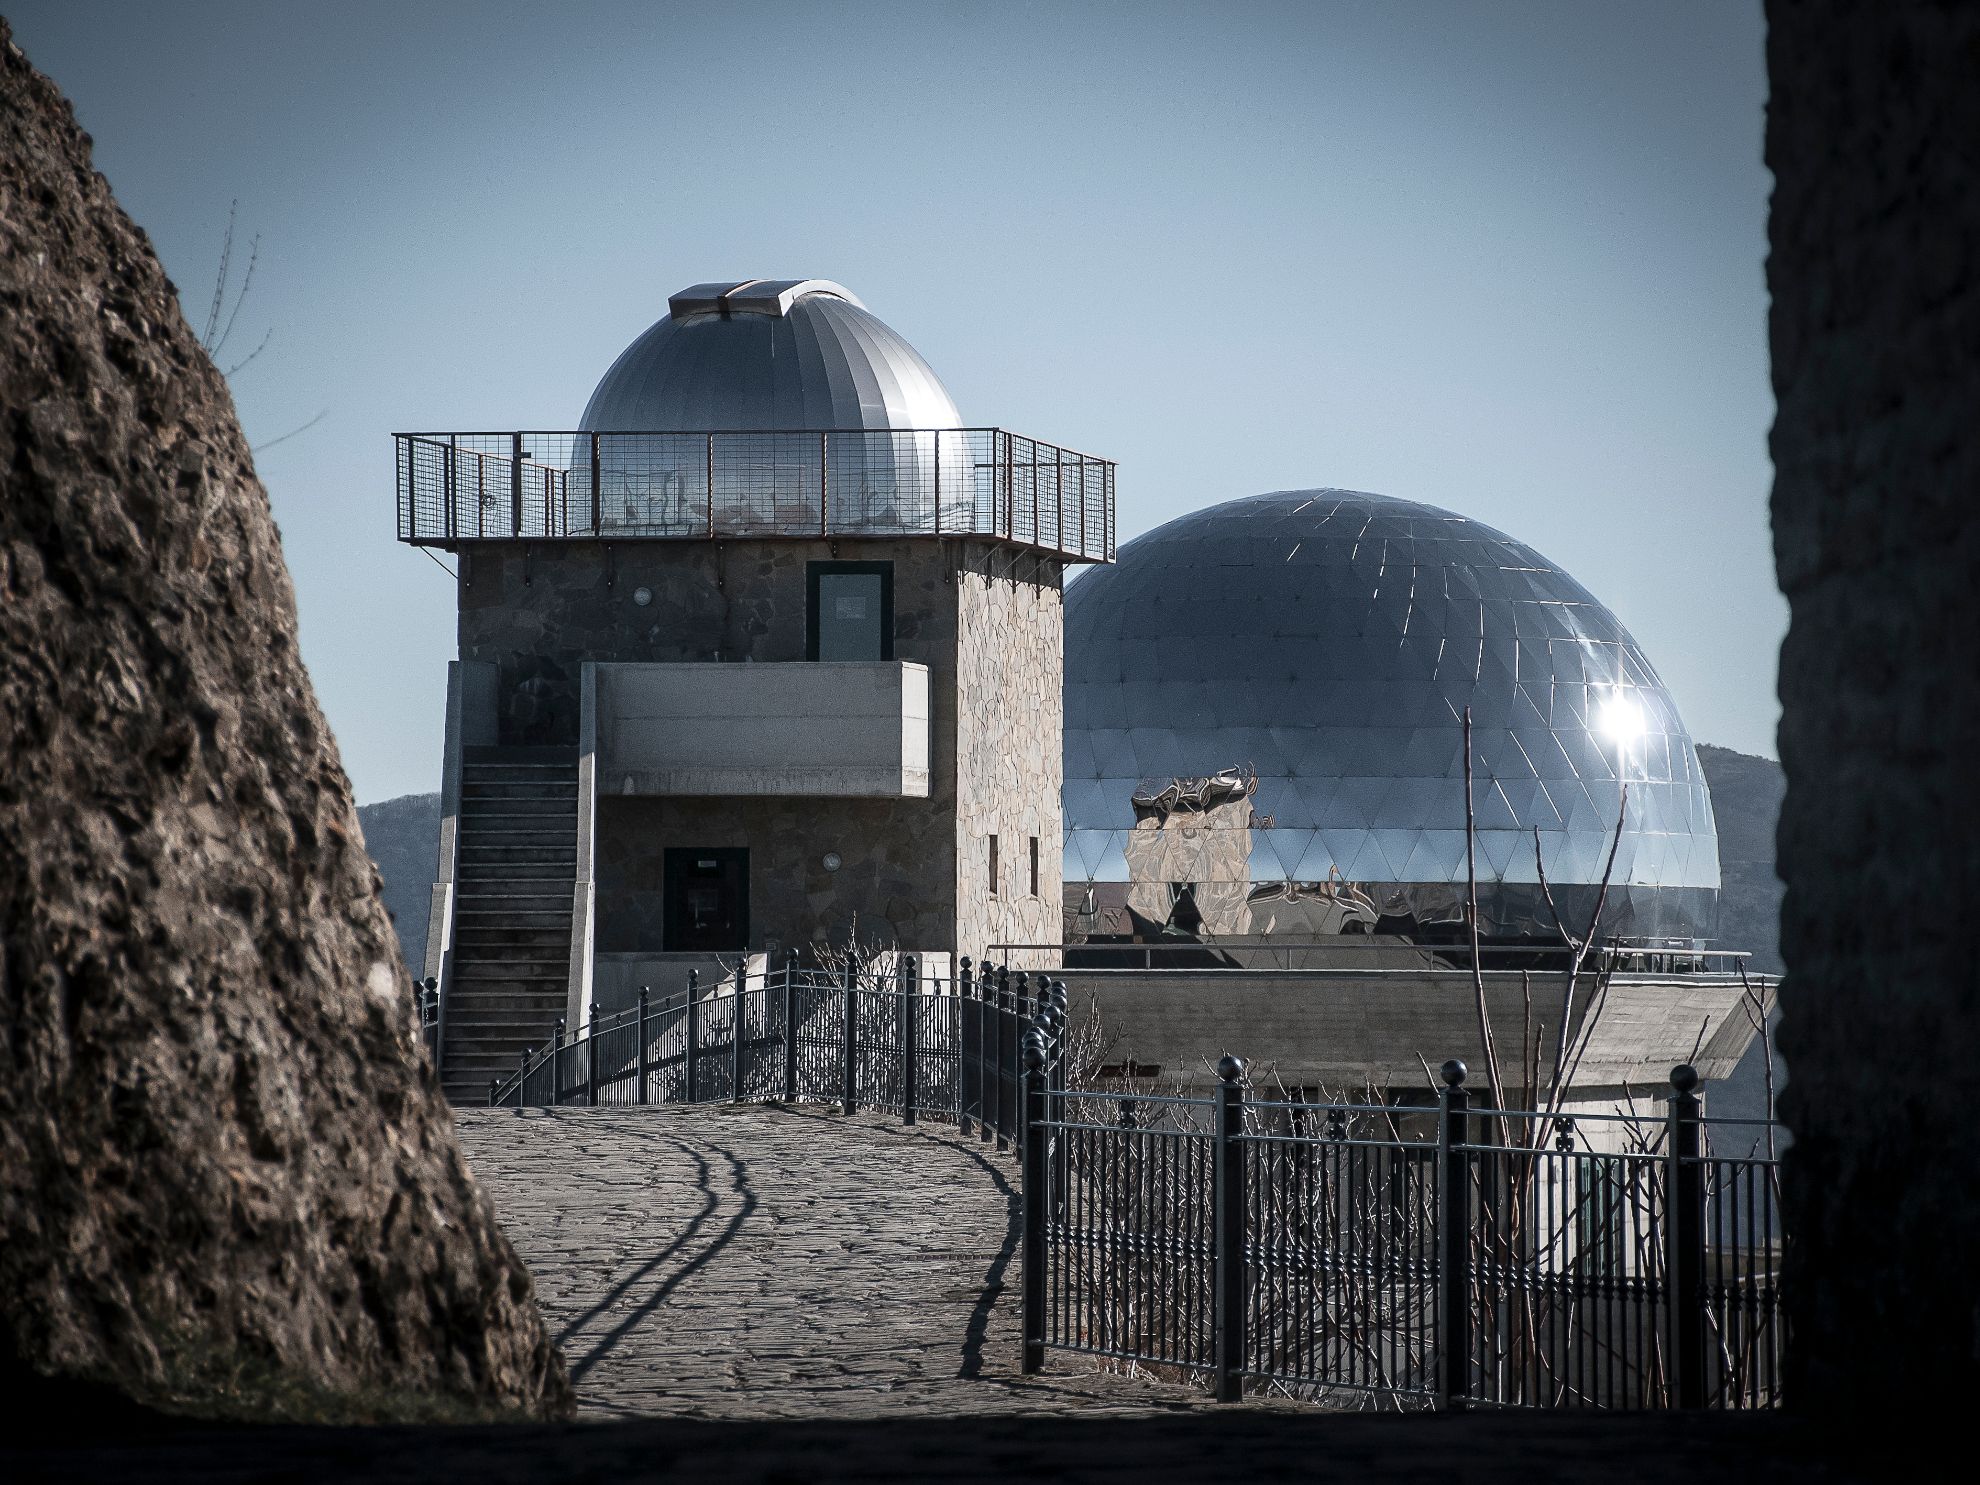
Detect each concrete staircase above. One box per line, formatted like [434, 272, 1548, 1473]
[439, 745, 578, 1104]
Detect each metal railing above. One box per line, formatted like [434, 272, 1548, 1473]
[474, 952, 1781, 1412]
[393, 428, 1116, 563]
[486, 957, 1062, 1152]
[1017, 1055, 1783, 1411]
[993, 941, 1766, 977]
[416, 977, 440, 1065]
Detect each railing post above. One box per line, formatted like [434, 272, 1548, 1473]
[782, 953, 799, 1102]
[517, 1047, 531, 1109]
[992, 966, 1010, 1149]
[957, 958, 975, 1137]
[1667, 1063, 1707, 1408]
[685, 969, 700, 1104]
[900, 956, 919, 1126]
[1212, 1054, 1248, 1403]
[637, 987, 651, 1106]
[586, 1003, 599, 1107]
[732, 956, 747, 1102]
[509, 431, 524, 537]
[1436, 1058, 1471, 1412]
[984, 962, 1002, 1145]
[551, 1018, 565, 1104]
[488, 1076, 498, 1109]
[589, 432, 602, 535]
[1021, 1030, 1051, 1374]
[842, 957, 859, 1116]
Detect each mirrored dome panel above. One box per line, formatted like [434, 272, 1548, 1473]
[1062, 490, 1720, 945]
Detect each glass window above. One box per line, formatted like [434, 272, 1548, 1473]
[807, 561, 894, 661]
[1029, 836, 1040, 896]
[988, 834, 1000, 897]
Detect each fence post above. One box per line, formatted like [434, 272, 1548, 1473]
[1021, 1030, 1050, 1374]
[732, 956, 747, 1102]
[586, 1003, 599, 1107]
[842, 957, 859, 1116]
[1667, 1063, 1707, 1408]
[551, 1018, 565, 1104]
[686, 969, 700, 1104]
[957, 958, 976, 1137]
[1050, 980, 1071, 1218]
[1212, 1054, 1248, 1402]
[488, 1077, 498, 1109]
[980, 961, 997, 1145]
[1436, 1058, 1471, 1412]
[782, 953, 799, 1103]
[901, 956, 919, 1126]
[995, 965, 1014, 1150]
[517, 1048, 531, 1109]
[637, 987, 651, 1106]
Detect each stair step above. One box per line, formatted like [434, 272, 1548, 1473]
[445, 993, 570, 1013]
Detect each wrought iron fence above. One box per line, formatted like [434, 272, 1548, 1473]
[1018, 1054, 1784, 1412]
[393, 428, 1116, 563]
[476, 954, 1780, 1412]
[485, 957, 1058, 1152]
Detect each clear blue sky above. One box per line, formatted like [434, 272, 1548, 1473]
[10, 1, 1780, 803]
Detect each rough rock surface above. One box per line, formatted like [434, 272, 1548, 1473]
[1767, 1, 1980, 1417]
[0, 25, 570, 1421]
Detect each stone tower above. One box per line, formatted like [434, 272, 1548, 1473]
[399, 279, 1114, 1098]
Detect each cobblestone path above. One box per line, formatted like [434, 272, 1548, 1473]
[455, 1103, 1227, 1420]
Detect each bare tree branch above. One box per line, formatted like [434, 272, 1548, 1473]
[250, 408, 326, 454]
[199, 199, 236, 350]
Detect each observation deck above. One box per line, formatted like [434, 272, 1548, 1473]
[394, 427, 1116, 563]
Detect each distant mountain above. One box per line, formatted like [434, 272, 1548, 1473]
[1695, 744, 1784, 974]
[356, 793, 440, 979]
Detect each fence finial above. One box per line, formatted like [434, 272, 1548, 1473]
[1022, 1030, 1048, 1072]
[1217, 1054, 1246, 1084]
[1669, 1062, 1699, 1094]
[1440, 1058, 1468, 1088]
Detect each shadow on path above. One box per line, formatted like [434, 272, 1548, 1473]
[556, 1132, 758, 1385]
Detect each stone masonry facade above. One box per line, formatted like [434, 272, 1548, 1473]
[459, 538, 1062, 961]
[1767, 1, 1980, 1418]
[954, 548, 1063, 967]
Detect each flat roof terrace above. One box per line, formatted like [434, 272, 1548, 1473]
[394, 428, 1116, 563]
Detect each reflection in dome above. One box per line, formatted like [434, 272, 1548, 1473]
[1062, 490, 1720, 947]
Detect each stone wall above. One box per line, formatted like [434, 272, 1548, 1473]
[470, 538, 963, 956]
[459, 538, 956, 747]
[596, 793, 955, 957]
[467, 537, 1066, 963]
[954, 547, 1064, 965]
[1767, 1, 1980, 1416]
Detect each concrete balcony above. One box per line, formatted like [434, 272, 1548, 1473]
[590, 661, 930, 798]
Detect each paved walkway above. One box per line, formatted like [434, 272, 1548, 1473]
[9, 1105, 1870, 1482]
[454, 1103, 1223, 1420]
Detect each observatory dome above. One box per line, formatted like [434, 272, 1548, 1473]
[1062, 490, 1720, 944]
[580, 279, 962, 431]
